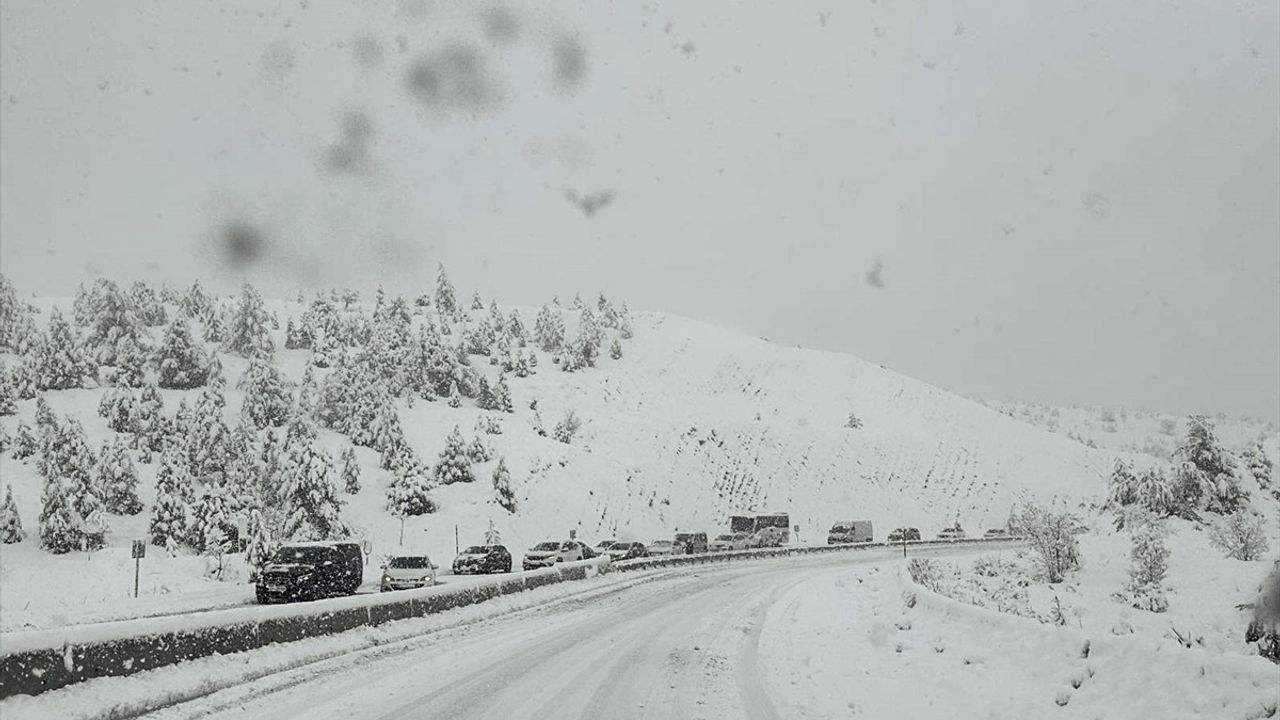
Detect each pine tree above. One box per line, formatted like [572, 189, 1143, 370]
[55, 418, 105, 551]
[432, 426, 475, 485]
[447, 380, 462, 408]
[10, 359, 36, 400]
[475, 375, 496, 410]
[0, 274, 26, 352]
[12, 421, 37, 460]
[492, 457, 516, 513]
[0, 363, 17, 415]
[1106, 459, 1139, 510]
[190, 485, 236, 552]
[38, 466, 78, 553]
[609, 338, 623, 360]
[435, 263, 457, 314]
[371, 401, 411, 471]
[96, 436, 142, 515]
[386, 460, 437, 516]
[0, 421, 8, 454]
[1134, 468, 1173, 517]
[223, 283, 276, 360]
[469, 290, 484, 311]
[112, 335, 150, 388]
[0, 484, 25, 543]
[35, 308, 92, 390]
[279, 441, 347, 541]
[84, 278, 145, 366]
[130, 281, 168, 327]
[494, 374, 513, 413]
[296, 364, 318, 417]
[243, 507, 276, 581]
[155, 315, 210, 389]
[340, 447, 361, 494]
[257, 428, 285, 504]
[201, 308, 226, 344]
[1126, 518, 1170, 612]
[1241, 440, 1273, 488]
[467, 435, 493, 463]
[181, 279, 213, 319]
[151, 447, 191, 549]
[189, 386, 231, 479]
[239, 359, 292, 429]
[507, 310, 527, 344]
[1175, 414, 1245, 513]
[534, 305, 565, 352]
[131, 384, 167, 456]
[284, 317, 309, 350]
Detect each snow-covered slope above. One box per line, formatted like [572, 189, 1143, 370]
[0, 296, 1124, 629]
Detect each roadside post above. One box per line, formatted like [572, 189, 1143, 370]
[131, 540, 145, 597]
[454, 524, 459, 556]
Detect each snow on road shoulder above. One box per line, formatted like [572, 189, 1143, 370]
[757, 561, 1279, 720]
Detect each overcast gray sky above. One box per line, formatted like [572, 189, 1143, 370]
[1, 0, 1277, 421]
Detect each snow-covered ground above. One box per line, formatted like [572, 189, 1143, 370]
[1, 296, 1129, 631]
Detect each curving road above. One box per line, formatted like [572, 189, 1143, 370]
[149, 547, 992, 720]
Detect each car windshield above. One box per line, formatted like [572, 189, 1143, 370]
[651, 541, 671, 547]
[832, 526, 850, 533]
[532, 542, 559, 551]
[608, 542, 630, 550]
[463, 546, 488, 555]
[716, 535, 735, 541]
[272, 546, 331, 565]
[389, 556, 431, 569]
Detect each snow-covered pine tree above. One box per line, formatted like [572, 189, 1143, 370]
[470, 290, 484, 311]
[279, 441, 347, 541]
[239, 359, 292, 429]
[386, 460, 437, 516]
[447, 380, 462, 409]
[432, 426, 475, 485]
[207, 353, 226, 391]
[96, 435, 142, 515]
[155, 315, 210, 389]
[0, 422, 8, 454]
[189, 386, 231, 480]
[1241, 440, 1273, 489]
[571, 293, 585, 310]
[1106, 459, 1138, 510]
[507, 310, 527, 345]
[130, 281, 168, 327]
[609, 338, 622, 360]
[39, 418, 101, 552]
[181, 279, 213, 319]
[12, 421, 37, 460]
[1134, 468, 1173, 517]
[284, 317, 308, 350]
[467, 435, 493, 463]
[435, 263, 457, 314]
[533, 305, 564, 352]
[475, 375, 496, 410]
[0, 363, 17, 415]
[256, 427, 285, 504]
[160, 284, 182, 307]
[1126, 517, 1170, 612]
[296, 364, 319, 418]
[151, 447, 191, 550]
[493, 374, 513, 413]
[38, 464, 78, 553]
[553, 410, 581, 444]
[190, 485, 237, 553]
[340, 446, 360, 494]
[1, 483, 25, 543]
[243, 507, 276, 581]
[0, 274, 25, 352]
[371, 401, 411, 471]
[112, 335, 150, 388]
[619, 303, 634, 340]
[223, 283, 276, 360]
[131, 383, 167, 458]
[201, 308, 226, 344]
[84, 278, 145, 366]
[10, 359, 36, 399]
[35, 308, 92, 390]
[492, 457, 516, 513]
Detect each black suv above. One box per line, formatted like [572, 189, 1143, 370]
[257, 542, 364, 603]
[887, 527, 922, 542]
[452, 545, 512, 575]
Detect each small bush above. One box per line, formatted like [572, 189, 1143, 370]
[1010, 502, 1082, 583]
[1209, 512, 1270, 561]
[552, 410, 581, 444]
[908, 558, 945, 592]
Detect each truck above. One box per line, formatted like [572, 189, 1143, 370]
[827, 520, 873, 545]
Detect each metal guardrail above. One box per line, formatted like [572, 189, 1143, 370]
[610, 536, 1025, 572]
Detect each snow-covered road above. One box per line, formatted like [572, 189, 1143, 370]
[143, 548, 968, 720]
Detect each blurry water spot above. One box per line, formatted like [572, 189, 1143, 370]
[404, 42, 496, 113]
[680, 40, 697, 57]
[351, 34, 384, 68]
[325, 111, 375, 174]
[220, 219, 267, 269]
[563, 188, 615, 218]
[818, 11, 832, 27]
[396, 35, 410, 54]
[954, 22, 966, 37]
[865, 260, 884, 289]
[261, 40, 297, 82]
[552, 36, 587, 91]
[1082, 192, 1112, 221]
[396, 0, 433, 21]
[483, 5, 520, 44]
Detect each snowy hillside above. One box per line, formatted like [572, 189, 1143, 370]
[981, 397, 1278, 464]
[1, 280, 1129, 629]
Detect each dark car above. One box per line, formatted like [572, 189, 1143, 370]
[605, 541, 647, 561]
[452, 545, 512, 575]
[887, 527, 922, 542]
[674, 532, 708, 554]
[257, 542, 364, 603]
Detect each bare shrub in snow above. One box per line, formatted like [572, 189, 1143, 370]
[1009, 503, 1081, 583]
[1208, 512, 1270, 561]
[907, 558, 945, 592]
[553, 410, 582, 444]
